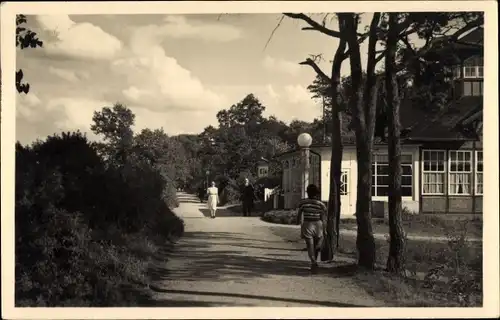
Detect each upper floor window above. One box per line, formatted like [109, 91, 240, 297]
[463, 56, 484, 79]
[451, 56, 484, 80]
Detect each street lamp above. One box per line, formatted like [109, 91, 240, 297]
[297, 133, 312, 199]
[206, 170, 210, 189]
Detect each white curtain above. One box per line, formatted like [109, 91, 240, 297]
[450, 173, 471, 194]
[423, 173, 444, 194]
[476, 173, 483, 194]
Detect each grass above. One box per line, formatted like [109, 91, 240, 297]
[261, 209, 482, 239]
[269, 217, 483, 307]
[15, 206, 185, 307]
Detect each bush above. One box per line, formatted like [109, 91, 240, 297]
[261, 210, 297, 225]
[420, 220, 482, 306]
[15, 131, 185, 306]
[356, 219, 482, 307]
[218, 176, 241, 205]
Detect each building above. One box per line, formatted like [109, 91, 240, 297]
[257, 157, 270, 178]
[276, 26, 484, 216]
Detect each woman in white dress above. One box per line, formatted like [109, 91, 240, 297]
[207, 181, 219, 219]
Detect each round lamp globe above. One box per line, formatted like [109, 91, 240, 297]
[297, 132, 313, 148]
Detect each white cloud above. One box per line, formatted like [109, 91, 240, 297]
[112, 26, 227, 114]
[16, 94, 110, 144]
[130, 106, 216, 136]
[263, 56, 301, 76]
[265, 84, 280, 101]
[160, 15, 242, 42]
[274, 85, 319, 122]
[284, 84, 313, 104]
[48, 66, 83, 82]
[17, 93, 42, 121]
[45, 97, 110, 134]
[36, 15, 123, 60]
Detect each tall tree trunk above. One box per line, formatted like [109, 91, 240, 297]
[321, 24, 347, 262]
[354, 111, 376, 269]
[386, 13, 406, 275]
[322, 109, 342, 261]
[342, 13, 377, 270]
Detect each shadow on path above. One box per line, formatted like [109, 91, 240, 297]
[149, 287, 370, 307]
[197, 207, 260, 218]
[150, 231, 360, 283]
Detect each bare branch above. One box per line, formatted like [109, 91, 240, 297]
[375, 50, 386, 64]
[299, 58, 331, 83]
[283, 12, 343, 38]
[263, 15, 285, 51]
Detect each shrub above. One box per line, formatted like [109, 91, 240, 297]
[261, 210, 297, 225]
[15, 131, 184, 306]
[218, 177, 241, 205]
[424, 220, 482, 306]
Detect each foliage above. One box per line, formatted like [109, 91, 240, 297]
[15, 106, 185, 306]
[181, 94, 298, 201]
[350, 219, 482, 307]
[261, 210, 297, 225]
[16, 14, 43, 94]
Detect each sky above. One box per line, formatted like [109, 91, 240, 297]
[16, 13, 376, 144]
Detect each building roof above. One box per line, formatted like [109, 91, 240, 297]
[459, 26, 483, 44]
[405, 96, 483, 141]
[422, 26, 483, 65]
[276, 95, 482, 158]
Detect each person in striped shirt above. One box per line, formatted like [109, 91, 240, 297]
[296, 184, 327, 271]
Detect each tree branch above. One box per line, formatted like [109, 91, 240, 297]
[299, 58, 331, 83]
[283, 13, 343, 39]
[263, 15, 285, 51]
[375, 50, 386, 64]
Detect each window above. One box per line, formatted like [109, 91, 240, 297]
[372, 154, 413, 197]
[422, 150, 446, 195]
[259, 167, 268, 176]
[464, 66, 477, 78]
[340, 170, 349, 195]
[475, 151, 483, 195]
[463, 56, 484, 79]
[448, 151, 472, 195]
[463, 81, 483, 96]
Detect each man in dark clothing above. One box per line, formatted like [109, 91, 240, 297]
[241, 178, 255, 217]
[197, 185, 205, 203]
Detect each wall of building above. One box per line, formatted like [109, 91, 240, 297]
[280, 140, 483, 215]
[318, 144, 421, 216]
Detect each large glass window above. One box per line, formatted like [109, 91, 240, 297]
[448, 150, 472, 195]
[475, 151, 483, 195]
[422, 150, 446, 195]
[372, 154, 413, 197]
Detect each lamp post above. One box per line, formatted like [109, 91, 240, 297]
[297, 133, 313, 199]
[205, 170, 210, 189]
